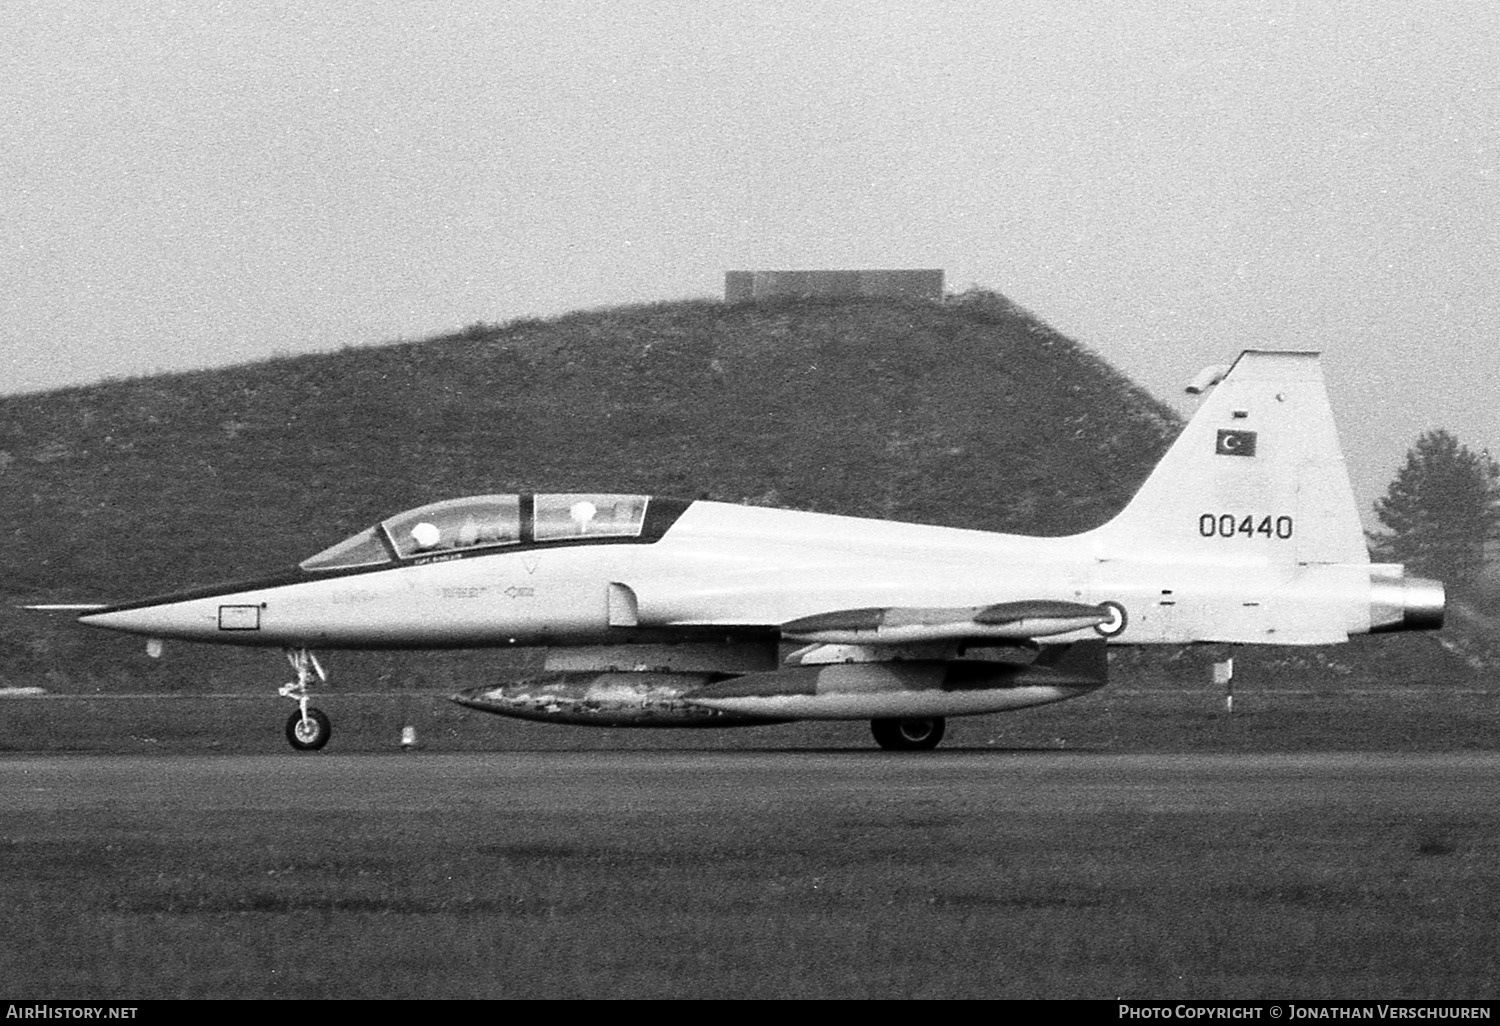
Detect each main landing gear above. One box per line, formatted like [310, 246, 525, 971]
[280, 648, 332, 751]
[870, 717, 946, 751]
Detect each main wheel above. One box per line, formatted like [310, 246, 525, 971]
[870, 717, 946, 751]
[285, 707, 332, 751]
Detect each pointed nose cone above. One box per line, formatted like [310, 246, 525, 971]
[73, 569, 301, 643]
[78, 598, 222, 641]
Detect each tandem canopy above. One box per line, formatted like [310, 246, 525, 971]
[299, 493, 685, 571]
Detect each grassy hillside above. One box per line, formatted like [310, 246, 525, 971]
[0, 290, 1469, 691]
[2, 291, 1180, 592]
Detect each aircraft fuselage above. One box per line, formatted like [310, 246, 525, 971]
[78, 500, 1434, 651]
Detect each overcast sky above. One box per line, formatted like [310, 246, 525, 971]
[5, 1, 1497, 520]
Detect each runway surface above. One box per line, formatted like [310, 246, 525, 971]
[4, 750, 1496, 817]
[6, 749, 1498, 998]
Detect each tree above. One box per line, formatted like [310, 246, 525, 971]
[1370, 429, 1500, 591]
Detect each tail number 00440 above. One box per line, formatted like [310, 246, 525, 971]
[1198, 513, 1294, 540]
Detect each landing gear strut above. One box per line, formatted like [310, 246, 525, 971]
[870, 717, 946, 751]
[280, 648, 331, 751]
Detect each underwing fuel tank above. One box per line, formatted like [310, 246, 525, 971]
[450, 671, 789, 727]
[452, 641, 1110, 726]
[682, 639, 1108, 720]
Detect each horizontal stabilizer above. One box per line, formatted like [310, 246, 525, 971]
[781, 600, 1112, 645]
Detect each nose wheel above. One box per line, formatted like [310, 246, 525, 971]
[279, 648, 332, 751]
[286, 707, 332, 751]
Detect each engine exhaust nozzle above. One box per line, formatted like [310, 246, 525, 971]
[1370, 572, 1445, 634]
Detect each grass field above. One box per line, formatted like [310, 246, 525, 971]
[2, 748, 1496, 1000]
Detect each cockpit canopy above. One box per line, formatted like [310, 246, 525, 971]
[386, 495, 523, 560]
[300, 493, 656, 572]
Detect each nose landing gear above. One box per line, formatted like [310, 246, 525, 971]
[280, 648, 332, 751]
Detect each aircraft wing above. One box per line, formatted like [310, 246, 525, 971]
[779, 599, 1115, 645]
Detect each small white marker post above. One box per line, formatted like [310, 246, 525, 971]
[1214, 657, 1235, 713]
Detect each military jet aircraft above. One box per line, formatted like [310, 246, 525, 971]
[57, 350, 1444, 751]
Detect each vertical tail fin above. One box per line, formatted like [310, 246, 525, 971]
[1090, 350, 1368, 565]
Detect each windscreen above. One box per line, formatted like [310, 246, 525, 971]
[299, 527, 392, 571]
